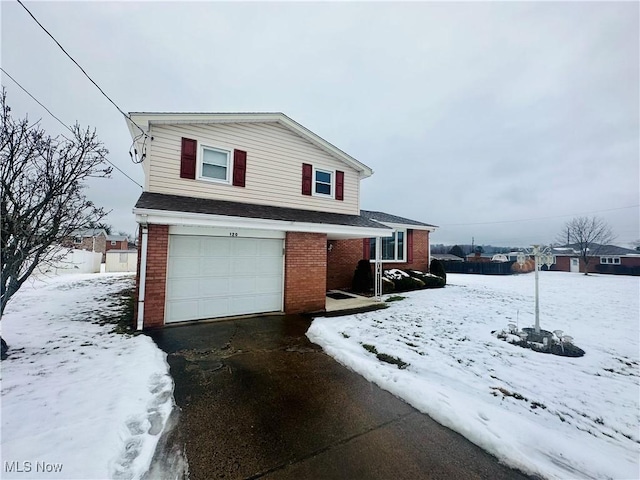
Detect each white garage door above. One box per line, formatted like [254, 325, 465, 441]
[166, 235, 284, 323]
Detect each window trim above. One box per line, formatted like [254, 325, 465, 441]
[312, 167, 335, 199]
[600, 256, 621, 265]
[197, 144, 233, 184]
[369, 229, 407, 263]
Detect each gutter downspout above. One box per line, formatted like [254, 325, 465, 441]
[137, 221, 149, 331]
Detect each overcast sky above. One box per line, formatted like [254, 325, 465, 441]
[2, 1, 638, 247]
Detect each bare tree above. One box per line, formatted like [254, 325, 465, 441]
[558, 216, 615, 274]
[1, 89, 111, 335]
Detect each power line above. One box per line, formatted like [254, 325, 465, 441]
[1, 66, 143, 189]
[15, 0, 149, 158]
[440, 205, 639, 227]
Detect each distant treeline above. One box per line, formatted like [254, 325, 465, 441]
[431, 244, 522, 256]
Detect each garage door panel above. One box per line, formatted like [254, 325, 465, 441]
[255, 275, 282, 293]
[166, 234, 284, 323]
[231, 257, 257, 275]
[201, 257, 230, 276]
[170, 236, 200, 256]
[200, 277, 229, 296]
[202, 237, 230, 256]
[259, 240, 283, 256]
[231, 238, 258, 256]
[228, 276, 256, 294]
[252, 293, 282, 312]
[168, 258, 201, 278]
[201, 298, 231, 318]
[168, 278, 200, 300]
[258, 256, 283, 273]
[167, 299, 200, 322]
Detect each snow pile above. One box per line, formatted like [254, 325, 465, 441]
[308, 272, 640, 479]
[384, 269, 410, 279]
[0, 273, 174, 480]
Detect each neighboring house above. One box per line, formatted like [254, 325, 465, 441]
[106, 234, 129, 253]
[126, 112, 437, 329]
[550, 244, 640, 275]
[431, 254, 465, 262]
[62, 228, 108, 260]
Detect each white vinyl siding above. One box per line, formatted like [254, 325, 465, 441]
[146, 122, 360, 215]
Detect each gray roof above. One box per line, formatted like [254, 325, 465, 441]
[106, 234, 128, 242]
[360, 210, 437, 228]
[553, 243, 640, 257]
[135, 192, 391, 230]
[73, 228, 107, 238]
[432, 253, 464, 261]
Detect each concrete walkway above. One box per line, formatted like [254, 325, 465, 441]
[148, 315, 535, 480]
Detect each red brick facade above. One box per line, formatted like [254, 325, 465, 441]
[139, 225, 169, 329]
[135, 227, 432, 328]
[326, 230, 431, 291]
[284, 232, 327, 314]
[105, 239, 128, 252]
[551, 255, 640, 274]
[63, 233, 107, 259]
[326, 239, 364, 291]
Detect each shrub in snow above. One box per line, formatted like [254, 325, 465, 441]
[429, 258, 447, 283]
[352, 259, 373, 293]
[406, 270, 445, 289]
[511, 258, 535, 273]
[383, 269, 425, 291]
[382, 276, 395, 293]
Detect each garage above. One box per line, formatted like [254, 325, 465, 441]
[165, 232, 284, 323]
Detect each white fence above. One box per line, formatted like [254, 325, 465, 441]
[105, 250, 138, 273]
[44, 248, 102, 275]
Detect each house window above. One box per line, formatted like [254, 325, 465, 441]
[199, 145, 231, 182]
[600, 256, 621, 265]
[369, 230, 406, 262]
[314, 168, 333, 197]
[110, 241, 117, 246]
[74, 236, 82, 244]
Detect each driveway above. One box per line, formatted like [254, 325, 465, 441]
[148, 315, 534, 480]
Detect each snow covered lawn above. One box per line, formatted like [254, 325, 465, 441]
[1, 273, 174, 479]
[308, 272, 640, 480]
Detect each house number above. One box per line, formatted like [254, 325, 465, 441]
[229, 232, 238, 237]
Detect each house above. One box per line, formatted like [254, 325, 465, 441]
[126, 112, 437, 329]
[105, 234, 129, 253]
[431, 254, 465, 262]
[549, 244, 640, 275]
[62, 228, 107, 259]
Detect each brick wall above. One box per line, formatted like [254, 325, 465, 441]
[326, 230, 431, 290]
[140, 224, 168, 329]
[326, 239, 363, 290]
[62, 234, 107, 260]
[105, 240, 128, 252]
[284, 232, 327, 313]
[133, 228, 143, 329]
